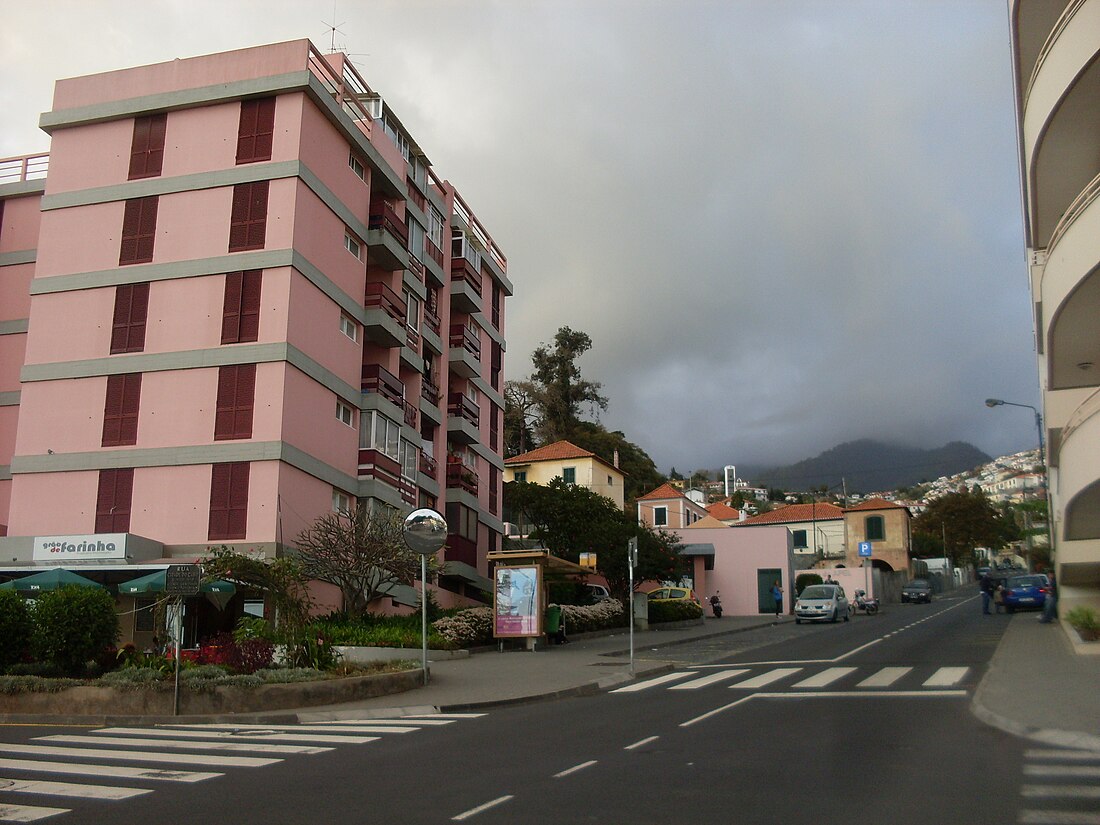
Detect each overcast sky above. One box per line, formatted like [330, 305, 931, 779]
[1, 1, 1039, 475]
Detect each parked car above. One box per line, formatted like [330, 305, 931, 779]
[585, 583, 611, 602]
[901, 579, 933, 604]
[1000, 574, 1050, 612]
[646, 586, 700, 606]
[795, 584, 850, 624]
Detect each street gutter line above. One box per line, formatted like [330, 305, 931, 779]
[554, 760, 597, 778]
[625, 736, 659, 750]
[451, 795, 514, 821]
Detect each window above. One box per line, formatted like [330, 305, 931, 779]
[110, 283, 150, 354]
[792, 529, 808, 549]
[654, 506, 668, 527]
[562, 467, 576, 485]
[119, 196, 158, 265]
[405, 291, 420, 332]
[336, 399, 355, 427]
[208, 462, 250, 540]
[214, 364, 256, 440]
[349, 153, 365, 180]
[513, 471, 527, 483]
[228, 181, 269, 252]
[866, 515, 885, 542]
[407, 219, 425, 258]
[445, 502, 478, 542]
[339, 313, 358, 342]
[344, 232, 362, 260]
[236, 97, 275, 164]
[222, 270, 262, 344]
[102, 373, 142, 447]
[128, 113, 167, 180]
[360, 411, 400, 460]
[428, 205, 444, 249]
[332, 489, 351, 513]
[95, 468, 133, 533]
[134, 598, 156, 632]
[401, 439, 417, 480]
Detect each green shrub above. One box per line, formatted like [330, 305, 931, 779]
[99, 667, 169, 689]
[0, 590, 32, 669]
[254, 667, 326, 683]
[648, 599, 703, 623]
[312, 613, 455, 650]
[31, 586, 119, 676]
[559, 599, 625, 633]
[796, 574, 823, 596]
[0, 675, 82, 695]
[1066, 606, 1099, 632]
[5, 662, 64, 678]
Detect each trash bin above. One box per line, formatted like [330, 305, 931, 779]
[545, 604, 562, 636]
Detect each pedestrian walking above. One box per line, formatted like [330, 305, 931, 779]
[1039, 571, 1058, 623]
[771, 580, 783, 617]
[980, 571, 993, 615]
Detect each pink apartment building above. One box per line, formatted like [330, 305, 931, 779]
[0, 40, 508, 629]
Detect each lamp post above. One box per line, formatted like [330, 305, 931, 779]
[985, 398, 1055, 565]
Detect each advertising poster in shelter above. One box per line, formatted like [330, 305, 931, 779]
[494, 565, 540, 637]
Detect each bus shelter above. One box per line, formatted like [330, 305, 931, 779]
[486, 549, 589, 650]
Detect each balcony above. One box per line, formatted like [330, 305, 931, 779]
[421, 375, 441, 406]
[358, 448, 417, 506]
[424, 303, 441, 338]
[419, 452, 438, 477]
[446, 460, 479, 497]
[447, 393, 481, 445]
[407, 255, 425, 285]
[0, 153, 48, 187]
[449, 324, 482, 379]
[361, 363, 405, 410]
[444, 534, 477, 568]
[365, 204, 410, 271]
[363, 282, 407, 347]
[450, 255, 483, 316]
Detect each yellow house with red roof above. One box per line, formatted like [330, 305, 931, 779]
[504, 441, 625, 509]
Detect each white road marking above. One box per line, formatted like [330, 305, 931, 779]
[553, 760, 597, 778]
[1022, 785, 1100, 799]
[0, 743, 278, 768]
[1025, 765, 1100, 778]
[792, 667, 857, 689]
[680, 690, 965, 727]
[922, 667, 969, 687]
[729, 668, 802, 689]
[669, 669, 748, 690]
[1026, 749, 1100, 762]
[1018, 811, 1100, 824]
[0, 803, 68, 822]
[0, 758, 220, 783]
[857, 667, 912, 688]
[38, 735, 330, 755]
[156, 723, 398, 737]
[611, 672, 691, 692]
[452, 795, 513, 821]
[102, 727, 379, 744]
[0, 777, 149, 800]
[624, 736, 659, 750]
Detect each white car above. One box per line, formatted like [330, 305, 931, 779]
[795, 584, 850, 624]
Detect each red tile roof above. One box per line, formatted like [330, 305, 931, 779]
[637, 482, 689, 502]
[845, 498, 908, 511]
[706, 502, 741, 520]
[506, 440, 597, 465]
[735, 502, 845, 525]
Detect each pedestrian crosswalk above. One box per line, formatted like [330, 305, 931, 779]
[1018, 747, 1100, 824]
[612, 664, 974, 694]
[0, 713, 484, 822]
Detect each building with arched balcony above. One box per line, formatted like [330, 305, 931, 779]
[1009, 0, 1100, 616]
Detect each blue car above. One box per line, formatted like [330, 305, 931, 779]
[1001, 574, 1050, 612]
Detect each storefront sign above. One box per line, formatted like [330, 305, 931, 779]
[493, 565, 540, 637]
[33, 534, 128, 562]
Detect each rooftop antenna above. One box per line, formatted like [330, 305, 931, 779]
[322, 2, 346, 53]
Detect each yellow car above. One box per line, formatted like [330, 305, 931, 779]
[646, 586, 701, 606]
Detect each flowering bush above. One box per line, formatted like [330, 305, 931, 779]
[433, 607, 493, 647]
[191, 633, 274, 674]
[560, 599, 624, 633]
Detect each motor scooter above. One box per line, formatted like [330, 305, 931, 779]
[851, 589, 879, 615]
[709, 594, 723, 618]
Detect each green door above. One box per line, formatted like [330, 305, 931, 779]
[757, 568, 782, 614]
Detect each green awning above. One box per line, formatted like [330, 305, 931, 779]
[118, 570, 236, 609]
[0, 568, 105, 592]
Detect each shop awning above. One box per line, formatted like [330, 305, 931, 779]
[117, 569, 236, 610]
[679, 543, 716, 557]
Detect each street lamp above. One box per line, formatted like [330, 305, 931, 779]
[984, 398, 1055, 565]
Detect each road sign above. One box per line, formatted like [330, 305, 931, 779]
[165, 564, 201, 596]
[858, 542, 873, 558]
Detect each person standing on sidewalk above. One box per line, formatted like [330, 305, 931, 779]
[771, 581, 783, 617]
[980, 571, 994, 615]
[1039, 571, 1058, 623]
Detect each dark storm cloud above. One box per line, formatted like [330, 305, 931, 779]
[1, 1, 1039, 474]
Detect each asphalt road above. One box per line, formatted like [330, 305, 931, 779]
[0, 592, 1095, 824]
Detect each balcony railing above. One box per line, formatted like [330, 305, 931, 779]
[0, 153, 49, 185]
[426, 240, 444, 268]
[445, 534, 477, 568]
[407, 255, 425, 284]
[403, 398, 418, 429]
[419, 452, 438, 477]
[449, 324, 481, 359]
[421, 375, 441, 405]
[368, 201, 409, 247]
[446, 461, 479, 496]
[423, 303, 441, 337]
[447, 393, 481, 428]
[364, 281, 406, 325]
[358, 448, 417, 505]
[361, 363, 405, 408]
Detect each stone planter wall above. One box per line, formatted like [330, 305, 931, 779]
[334, 646, 470, 664]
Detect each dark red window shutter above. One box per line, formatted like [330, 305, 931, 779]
[95, 468, 134, 533]
[214, 363, 256, 440]
[102, 373, 142, 446]
[119, 196, 158, 265]
[110, 282, 150, 353]
[221, 269, 262, 344]
[128, 113, 167, 180]
[209, 462, 249, 540]
[228, 181, 269, 252]
[236, 98, 276, 164]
